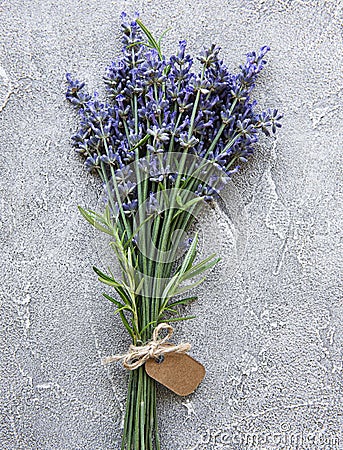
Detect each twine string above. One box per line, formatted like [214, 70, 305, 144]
[102, 323, 191, 370]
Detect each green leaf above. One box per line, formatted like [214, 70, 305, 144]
[163, 64, 171, 76]
[94, 267, 133, 307]
[109, 242, 128, 275]
[175, 192, 202, 211]
[178, 233, 198, 274]
[93, 266, 121, 286]
[173, 277, 206, 296]
[119, 310, 135, 340]
[181, 197, 203, 210]
[161, 316, 196, 323]
[159, 236, 207, 305]
[129, 133, 150, 152]
[136, 19, 161, 57]
[167, 296, 197, 309]
[78, 206, 113, 236]
[126, 40, 147, 49]
[114, 305, 132, 315]
[160, 272, 180, 303]
[104, 204, 111, 225]
[102, 292, 124, 309]
[124, 214, 155, 250]
[102, 294, 135, 340]
[163, 307, 178, 314]
[176, 193, 183, 207]
[113, 285, 133, 307]
[171, 208, 190, 222]
[135, 277, 145, 295]
[181, 255, 220, 281]
[140, 320, 157, 336]
[157, 27, 172, 46]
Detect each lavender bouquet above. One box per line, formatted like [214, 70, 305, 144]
[66, 12, 282, 450]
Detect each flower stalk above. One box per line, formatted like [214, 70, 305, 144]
[65, 12, 282, 449]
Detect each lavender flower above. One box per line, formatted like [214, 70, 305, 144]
[66, 26, 282, 205]
[67, 28, 281, 194]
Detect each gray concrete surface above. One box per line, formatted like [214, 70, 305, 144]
[1, 1, 342, 449]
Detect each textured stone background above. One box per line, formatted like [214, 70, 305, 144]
[1, 1, 342, 449]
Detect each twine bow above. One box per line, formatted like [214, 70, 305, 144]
[102, 323, 191, 370]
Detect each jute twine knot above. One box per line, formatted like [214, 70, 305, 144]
[102, 323, 191, 370]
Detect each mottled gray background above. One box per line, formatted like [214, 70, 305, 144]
[1, 0, 342, 449]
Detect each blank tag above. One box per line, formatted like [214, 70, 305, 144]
[145, 353, 205, 396]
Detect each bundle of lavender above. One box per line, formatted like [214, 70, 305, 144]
[66, 12, 282, 450]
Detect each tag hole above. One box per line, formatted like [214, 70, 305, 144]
[155, 355, 165, 364]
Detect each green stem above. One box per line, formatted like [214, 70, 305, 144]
[188, 66, 205, 139]
[99, 123, 132, 240]
[121, 366, 158, 449]
[124, 370, 137, 450]
[152, 66, 207, 288]
[121, 373, 133, 450]
[145, 372, 151, 449]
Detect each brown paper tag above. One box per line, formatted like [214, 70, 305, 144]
[145, 353, 205, 396]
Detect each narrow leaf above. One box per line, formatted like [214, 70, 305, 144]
[114, 305, 131, 315]
[119, 311, 135, 340]
[93, 266, 119, 286]
[181, 256, 220, 281]
[163, 307, 178, 314]
[161, 272, 180, 303]
[102, 296, 135, 340]
[136, 19, 160, 54]
[173, 277, 206, 296]
[167, 296, 197, 308]
[179, 233, 198, 275]
[157, 27, 172, 46]
[78, 206, 113, 236]
[140, 320, 157, 335]
[129, 133, 150, 152]
[113, 285, 133, 307]
[102, 292, 124, 309]
[161, 316, 196, 323]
